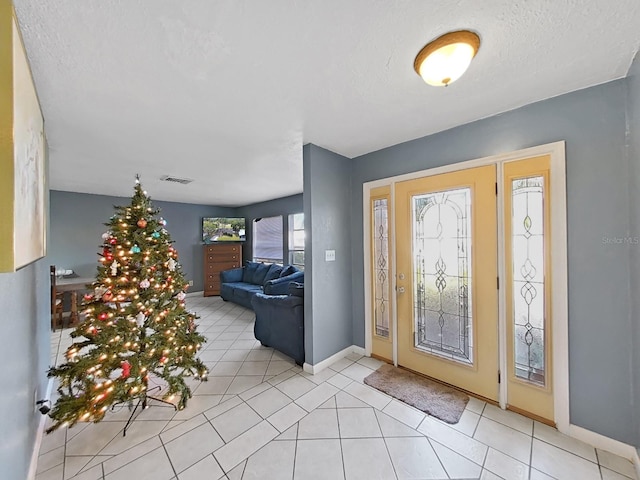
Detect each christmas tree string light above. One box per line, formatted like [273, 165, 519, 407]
[46, 178, 208, 433]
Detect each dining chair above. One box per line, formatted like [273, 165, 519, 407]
[50, 265, 64, 331]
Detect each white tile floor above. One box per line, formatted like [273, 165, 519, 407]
[38, 296, 637, 480]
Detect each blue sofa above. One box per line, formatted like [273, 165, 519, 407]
[220, 261, 304, 310]
[252, 282, 305, 365]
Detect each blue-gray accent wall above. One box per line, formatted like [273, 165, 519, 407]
[349, 79, 636, 445]
[627, 52, 640, 450]
[304, 144, 353, 365]
[0, 263, 50, 480]
[235, 193, 303, 265]
[49, 190, 236, 292]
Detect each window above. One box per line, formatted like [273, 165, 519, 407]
[288, 213, 305, 269]
[253, 216, 283, 263]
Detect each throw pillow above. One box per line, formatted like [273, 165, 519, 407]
[263, 264, 283, 284]
[279, 265, 298, 277]
[253, 263, 271, 285]
[243, 261, 259, 283]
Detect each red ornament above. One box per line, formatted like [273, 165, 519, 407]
[137, 219, 147, 228]
[160, 356, 167, 364]
[121, 361, 131, 379]
[102, 247, 110, 256]
[84, 294, 93, 301]
[98, 312, 108, 321]
[109, 238, 117, 245]
[102, 291, 114, 302]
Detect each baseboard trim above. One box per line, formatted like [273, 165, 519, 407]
[28, 377, 53, 480]
[185, 290, 203, 298]
[351, 345, 365, 356]
[303, 345, 365, 375]
[568, 423, 639, 472]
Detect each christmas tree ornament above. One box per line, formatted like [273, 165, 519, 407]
[137, 218, 147, 228]
[177, 291, 186, 301]
[102, 291, 114, 302]
[159, 218, 167, 226]
[121, 361, 131, 379]
[46, 177, 207, 434]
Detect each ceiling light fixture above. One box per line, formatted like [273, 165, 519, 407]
[414, 30, 480, 87]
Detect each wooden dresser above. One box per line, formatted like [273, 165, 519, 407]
[203, 243, 242, 296]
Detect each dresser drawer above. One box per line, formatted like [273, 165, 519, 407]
[205, 243, 241, 254]
[206, 261, 241, 273]
[206, 252, 241, 263]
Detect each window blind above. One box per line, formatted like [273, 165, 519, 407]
[253, 216, 283, 263]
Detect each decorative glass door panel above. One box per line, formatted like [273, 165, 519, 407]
[370, 186, 392, 361]
[512, 176, 545, 385]
[413, 188, 473, 365]
[504, 156, 553, 422]
[395, 165, 498, 401]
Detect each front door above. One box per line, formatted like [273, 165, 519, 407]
[394, 165, 499, 401]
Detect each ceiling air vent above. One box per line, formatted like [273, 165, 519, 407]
[160, 175, 193, 185]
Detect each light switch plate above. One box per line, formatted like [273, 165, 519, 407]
[325, 249, 336, 262]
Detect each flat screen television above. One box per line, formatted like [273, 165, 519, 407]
[202, 217, 246, 243]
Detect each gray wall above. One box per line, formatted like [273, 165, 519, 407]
[627, 53, 640, 449]
[0, 262, 50, 480]
[304, 144, 353, 364]
[49, 190, 235, 292]
[350, 80, 635, 444]
[236, 193, 303, 265]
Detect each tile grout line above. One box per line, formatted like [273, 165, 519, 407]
[373, 403, 401, 480]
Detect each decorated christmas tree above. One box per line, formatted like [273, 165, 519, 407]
[46, 177, 208, 433]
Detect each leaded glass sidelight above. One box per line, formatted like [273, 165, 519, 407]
[511, 176, 546, 386]
[373, 199, 390, 338]
[412, 188, 473, 364]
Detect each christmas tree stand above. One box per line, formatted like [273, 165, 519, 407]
[116, 384, 177, 437]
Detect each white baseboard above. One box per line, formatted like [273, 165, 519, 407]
[303, 345, 366, 375]
[351, 345, 366, 356]
[568, 423, 640, 474]
[28, 378, 53, 480]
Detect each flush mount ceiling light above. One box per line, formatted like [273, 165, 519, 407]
[414, 30, 480, 87]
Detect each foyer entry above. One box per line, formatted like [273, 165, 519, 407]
[366, 146, 565, 425]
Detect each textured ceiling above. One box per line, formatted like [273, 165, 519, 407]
[13, 0, 640, 206]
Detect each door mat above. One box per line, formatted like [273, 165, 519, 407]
[364, 364, 469, 424]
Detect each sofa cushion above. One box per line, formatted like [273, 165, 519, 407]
[280, 265, 298, 277]
[253, 263, 271, 285]
[263, 264, 283, 284]
[233, 284, 260, 298]
[242, 261, 260, 283]
[289, 282, 304, 298]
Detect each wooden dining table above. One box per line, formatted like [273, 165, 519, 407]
[57, 277, 94, 325]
